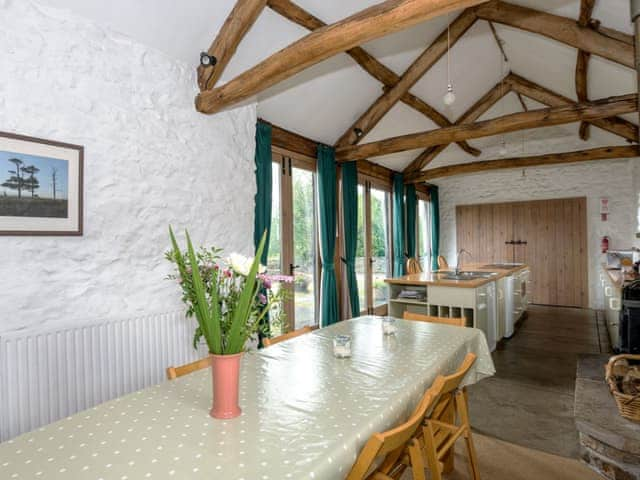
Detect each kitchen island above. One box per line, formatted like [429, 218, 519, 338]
[385, 263, 529, 351]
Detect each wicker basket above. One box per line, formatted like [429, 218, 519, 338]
[605, 354, 640, 422]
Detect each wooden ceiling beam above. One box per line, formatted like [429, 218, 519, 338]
[404, 145, 639, 183]
[197, 0, 268, 91]
[575, 0, 596, 140]
[404, 75, 512, 173]
[196, 0, 490, 114]
[334, 9, 478, 148]
[267, 0, 480, 157]
[475, 1, 633, 68]
[506, 72, 638, 142]
[260, 119, 397, 181]
[335, 93, 638, 161]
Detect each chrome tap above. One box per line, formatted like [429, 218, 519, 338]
[455, 249, 472, 275]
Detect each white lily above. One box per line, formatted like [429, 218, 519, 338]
[228, 253, 266, 276]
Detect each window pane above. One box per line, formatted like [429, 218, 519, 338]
[356, 185, 366, 313]
[371, 188, 390, 307]
[418, 199, 431, 272]
[292, 167, 316, 328]
[268, 162, 281, 273]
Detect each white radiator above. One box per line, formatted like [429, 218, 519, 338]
[0, 311, 205, 442]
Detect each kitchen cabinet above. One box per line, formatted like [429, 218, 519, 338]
[600, 267, 621, 351]
[387, 281, 497, 351]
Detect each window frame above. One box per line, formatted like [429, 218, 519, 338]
[271, 148, 320, 330]
[356, 172, 392, 316]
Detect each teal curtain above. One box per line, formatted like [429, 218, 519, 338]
[392, 173, 405, 277]
[253, 121, 272, 264]
[253, 121, 272, 346]
[430, 185, 440, 271]
[341, 162, 360, 318]
[317, 145, 339, 326]
[405, 184, 417, 259]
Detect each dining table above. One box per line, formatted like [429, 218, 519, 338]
[0, 315, 495, 480]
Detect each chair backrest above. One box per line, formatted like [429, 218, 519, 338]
[437, 255, 449, 269]
[438, 353, 477, 396]
[406, 257, 423, 274]
[403, 311, 466, 327]
[262, 326, 313, 347]
[166, 357, 211, 380]
[346, 385, 437, 480]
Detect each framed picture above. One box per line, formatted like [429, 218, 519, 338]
[0, 131, 83, 236]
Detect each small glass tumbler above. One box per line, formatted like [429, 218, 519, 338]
[333, 335, 352, 358]
[382, 317, 397, 335]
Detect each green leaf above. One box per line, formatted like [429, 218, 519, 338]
[185, 230, 222, 355]
[225, 231, 267, 354]
[169, 226, 210, 351]
[208, 265, 223, 354]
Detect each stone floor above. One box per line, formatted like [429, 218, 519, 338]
[467, 304, 610, 459]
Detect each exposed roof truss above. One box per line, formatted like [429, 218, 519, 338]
[195, 0, 639, 182]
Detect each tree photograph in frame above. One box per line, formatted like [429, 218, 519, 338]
[0, 132, 83, 235]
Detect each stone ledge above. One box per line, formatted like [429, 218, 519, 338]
[575, 354, 640, 480]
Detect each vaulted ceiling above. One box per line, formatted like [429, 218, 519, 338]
[41, 0, 638, 175]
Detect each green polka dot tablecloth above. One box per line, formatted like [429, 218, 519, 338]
[0, 316, 495, 480]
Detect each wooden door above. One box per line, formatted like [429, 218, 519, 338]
[456, 197, 587, 307]
[456, 203, 513, 264]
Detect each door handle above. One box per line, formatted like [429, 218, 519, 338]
[289, 264, 300, 275]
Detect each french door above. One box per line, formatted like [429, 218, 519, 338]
[269, 153, 319, 331]
[356, 179, 392, 316]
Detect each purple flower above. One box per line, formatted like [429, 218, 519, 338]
[258, 293, 268, 305]
[266, 274, 295, 284]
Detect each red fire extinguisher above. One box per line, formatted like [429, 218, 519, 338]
[601, 236, 609, 254]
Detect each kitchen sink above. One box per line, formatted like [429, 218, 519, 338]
[439, 271, 497, 281]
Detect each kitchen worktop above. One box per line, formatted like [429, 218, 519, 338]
[601, 263, 639, 291]
[385, 263, 528, 288]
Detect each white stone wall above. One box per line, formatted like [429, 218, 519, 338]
[0, 1, 257, 333]
[437, 159, 640, 309]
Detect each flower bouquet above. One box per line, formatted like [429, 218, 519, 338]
[167, 228, 290, 418]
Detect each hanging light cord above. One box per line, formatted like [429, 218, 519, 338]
[447, 19, 451, 87]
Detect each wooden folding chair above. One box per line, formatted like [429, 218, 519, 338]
[166, 357, 211, 380]
[406, 257, 423, 274]
[437, 256, 449, 269]
[262, 325, 313, 347]
[403, 311, 466, 327]
[345, 386, 436, 480]
[420, 353, 480, 480]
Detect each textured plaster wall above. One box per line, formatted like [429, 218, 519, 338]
[436, 159, 640, 310]
[0, 1, 257, 333]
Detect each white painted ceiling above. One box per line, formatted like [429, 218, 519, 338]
[39, 0, 638, 174]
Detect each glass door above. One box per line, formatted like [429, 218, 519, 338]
[370, 187, 391, 311]
[270, 154, 318, 331]
[356, 180, 391, 316]
[291, 165, 317, 328]
[417, 197, 431, 272]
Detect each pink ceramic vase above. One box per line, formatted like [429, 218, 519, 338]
[209, 352, 243, 419]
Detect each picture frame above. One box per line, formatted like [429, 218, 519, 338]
[0, 131, 84, 236]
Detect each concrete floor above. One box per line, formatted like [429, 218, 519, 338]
[467, 305, 610, 458]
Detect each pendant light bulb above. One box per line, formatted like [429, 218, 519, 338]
[443, 84, 456, 106]
[443, 16, 456, 107]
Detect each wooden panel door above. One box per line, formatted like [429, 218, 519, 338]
[456, 203, 513, 264]
[457, 197, 588, 307]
